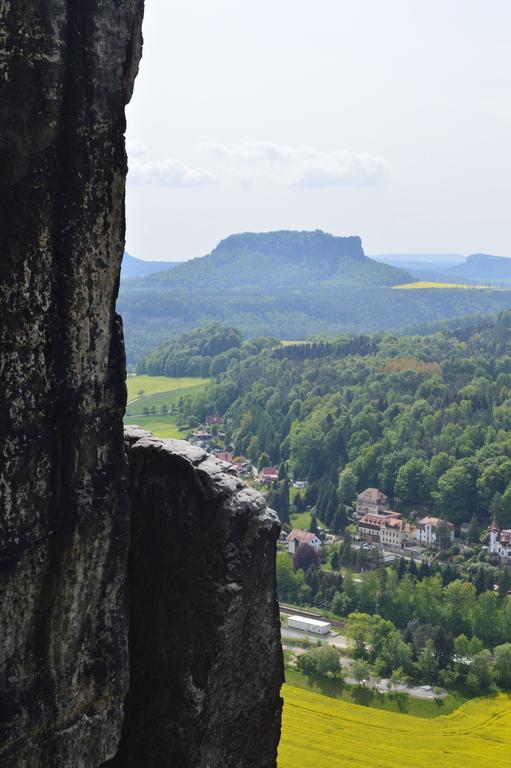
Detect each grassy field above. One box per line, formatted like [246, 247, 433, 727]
[290, 510, 312, 529]
[284, 669, 463, 718]
[126, 375, 211, 401]
[125, 375, 211, 439]
[393, 281, 490, 290]
[279, 683, 511, 768]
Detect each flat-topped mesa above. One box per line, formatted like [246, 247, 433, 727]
[108, 427, 283, 768]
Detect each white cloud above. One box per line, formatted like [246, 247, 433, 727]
[200, 141, 389, 186]
[126, 140, 388, 188]
[126, 138, 149, 159]
[128, 157, 218, 187]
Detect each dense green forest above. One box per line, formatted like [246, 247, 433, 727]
[136, 324, 279, 377]
[180, 312, 511, 531]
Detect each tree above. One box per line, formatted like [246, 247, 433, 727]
[433, 464, 478, 525]
[309, 514, 319, 535]
[315, 646, 342, 677]
[331, 549, 340, 570]
[437, 520, 453, 552]
[350, 659, 371, 685]
[466, 650, 493, 692]
[497, 567, 511, 597]
[417, 638, 439, 683]
[395, 458, 430, 506]
[467, 514, 480, 543]
[331, 507, 348, 534]
[258, 452, 271, 471]
[137, 389, 145, 398]
[345, 613, 374, 658]
[338, 467, 357, 506]
[390, 667, 409, 689]
[294, 492, 305, 512]
[493, 643, 511, 689]
[296, 650, 317, 676]
[293, 543, 320, 572]
[276, 552, 304, 602]
[490, 491, 511, 528]
[374, 630, 413, 677]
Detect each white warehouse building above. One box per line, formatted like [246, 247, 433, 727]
[287, 615, 331, 635]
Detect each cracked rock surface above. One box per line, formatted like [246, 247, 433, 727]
[107, 428, 283, 768]
[0, 3, 282, 766]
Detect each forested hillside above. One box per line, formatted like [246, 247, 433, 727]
[137, 324, 278, 377]
[181, 311, 511, 531]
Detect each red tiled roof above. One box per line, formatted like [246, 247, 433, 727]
[357, 488, 388, 503]
[217, 451, 235, 463]
[287, 529, 318, 544]
[261, 466, 278, 477]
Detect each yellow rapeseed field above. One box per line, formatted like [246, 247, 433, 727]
[279, 684, 511, 768]
[393, 281, 489, 290]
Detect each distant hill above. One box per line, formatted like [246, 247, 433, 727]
[448, 253, 511, 283]
[117, 233, 511, 365]
[121, 253, 179, 279]
[371, 253, 463, 271]
[144, 230, 413, 291]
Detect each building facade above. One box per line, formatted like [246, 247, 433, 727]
[356, 488, 390, 517]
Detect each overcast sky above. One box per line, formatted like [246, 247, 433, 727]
[126, 0, 511, 262]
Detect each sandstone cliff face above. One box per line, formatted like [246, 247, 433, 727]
[0, 2, 282, 766]
[107, 428, 283, 768]
[0, 2, 144, 765]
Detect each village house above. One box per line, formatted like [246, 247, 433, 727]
[287, 529, 321, 554]
[259, 466, 279, 484]
[215, 451, 235, 463]
[380, 518, 416, 551]
[192, 429, 212, 442]
[357, 511, 401, 544]
[489, 522, 511, 563]
[356, 488, 390, 517]
[416, 516, 454, 547]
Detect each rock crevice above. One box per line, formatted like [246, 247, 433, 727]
[0, 3, 282, 766]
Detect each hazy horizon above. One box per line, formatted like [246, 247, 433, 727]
[126, 1, 511, 262]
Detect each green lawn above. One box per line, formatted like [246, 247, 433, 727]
[125, 375, 212, 439]
[284, 669, 465, 719]
[126, 374, 211, 401]
[290, 510, 312, 530]
[124, 414, 186, 440]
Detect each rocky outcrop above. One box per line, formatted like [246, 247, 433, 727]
[0, 3, 282, 766]
[107, 428, 283, 768]
[0, 2, 143, 765]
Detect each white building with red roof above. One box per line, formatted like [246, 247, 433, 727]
[357, 511, 401, 543]
[287, 529, 321, 554]
[259, 466, 279, 484]
[490, 522, 511, 562]
[380, 518, 416, 550]
[416, 516, 454, 547]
